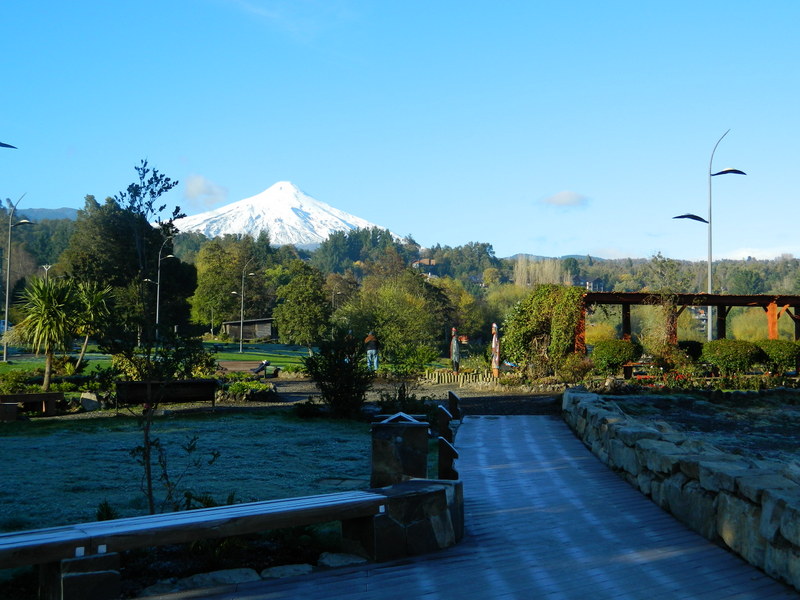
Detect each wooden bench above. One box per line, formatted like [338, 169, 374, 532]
[622, 362, 651, 379]
[0, 392, 63, 419]
[0, 491, 387, 599]
[115, 379, 219, 407]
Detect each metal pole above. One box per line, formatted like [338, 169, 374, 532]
[707, 130, 729, 341]
[3, 196, 29, 362]
[707, 131, 746, 341]
[155, 237, 173, 341]
[3, 208, 13, 362]
[238, 258, 255, 353]
[239, 270, 245, 353]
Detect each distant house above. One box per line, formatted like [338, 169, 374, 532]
[573, 276, 605, 292]
[221, 318, 276, 341]
[412, 258, 436, 268]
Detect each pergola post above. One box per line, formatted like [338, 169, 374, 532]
[716, 306, 730, 340]
[794, 308, 800, 342]
[621, 305, 631, 342]
[668, 306, 685, 346]
[575, 304, 587, 354]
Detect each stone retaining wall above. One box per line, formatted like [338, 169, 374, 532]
[562, 388, 800, 592]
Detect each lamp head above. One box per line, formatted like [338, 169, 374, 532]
[673, 213, 709, 224]
[711, 168, 746, 176]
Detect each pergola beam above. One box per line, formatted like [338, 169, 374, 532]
[580, 292, 800, 350]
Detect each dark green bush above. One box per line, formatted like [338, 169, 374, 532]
[753, 339, 800, 375]
[302, 328, 374, 418]
[221, 380, 276, 402]
[590, 340, 642, 376]
[377, 382, 437, 425]
[0, 370, 38, 393]
[556, 352, 594, 383]
[701, 339, 764, 375]
[678, 340, 704, 361]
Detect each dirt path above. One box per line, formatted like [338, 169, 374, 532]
[269, 375, 561, 415]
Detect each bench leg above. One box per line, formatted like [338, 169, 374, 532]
[349, 481, 464, 563]
[44, 397, 56, 416]
[341, 515, 377, 560]
[39, 553, 120, 600]
[0, 402, 17, 421]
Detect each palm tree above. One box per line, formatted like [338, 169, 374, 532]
[74, 281, 112, 371]
[12, 278, 77, 391]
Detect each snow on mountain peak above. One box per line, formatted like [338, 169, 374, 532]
[174, 181, 393, 248]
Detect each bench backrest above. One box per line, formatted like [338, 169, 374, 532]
[116, 380, 218, 404]
[0, 491, 386, 570]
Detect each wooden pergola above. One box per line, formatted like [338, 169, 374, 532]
[575, 292, 800, 352]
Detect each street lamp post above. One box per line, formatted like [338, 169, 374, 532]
[706, 130, 746, 340]
[3, 195, 33, 362]
[674, 130, 746, 340]
[155, 237, 175, 339]
[232, 258, 255, 353]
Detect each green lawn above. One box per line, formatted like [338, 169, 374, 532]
[0, 343, 308, 376]
[206, 342, 308, 369]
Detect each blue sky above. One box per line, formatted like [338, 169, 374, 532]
[3, 1, 798, 261]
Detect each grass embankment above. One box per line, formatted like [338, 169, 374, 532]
[211, 342, 307, 371]
[0, 342, 308, 377]
[0, 410, 372, 533]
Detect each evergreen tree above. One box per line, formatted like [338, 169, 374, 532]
[273, 260, 330, 354]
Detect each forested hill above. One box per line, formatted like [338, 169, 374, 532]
[2, 198, 799, 299]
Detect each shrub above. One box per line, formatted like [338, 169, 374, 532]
[677, 340, 704, 362]
[302, 328, 374, 418]
[556, 353, 593, 383]
[590, 340, 642, 376]
[376, 382, 437, 425]
[754, 339, 800, 375]
[294, 398, 326, 419]
[96, 499, 119, 521]
[112, 336, 218, 380]
[220, 380, 276, 402]
[0, 370, 37, 394]
[52, 355, 86, 376]
[701, 339, 764, 376]
[382, 343, 439, 378]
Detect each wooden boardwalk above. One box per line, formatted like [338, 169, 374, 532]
[147, 416, 797, 599]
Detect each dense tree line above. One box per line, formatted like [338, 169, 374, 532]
[6, 167, 800, 377]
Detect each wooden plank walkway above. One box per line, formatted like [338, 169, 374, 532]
[146, 416, 797, 599]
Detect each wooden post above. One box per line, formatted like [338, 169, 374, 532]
[437, 437, 459, 480]
[716, 305, 730, 339]
[794, 308, 800, 342]
[575, 304, 587, 354]
[621, 304, 631, 342]
[447, 391, 462, 421]
[666, 306, 680, 346]
[437, 405, 453, 444]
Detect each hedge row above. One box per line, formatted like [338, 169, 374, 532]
[590, 338, 800, 376]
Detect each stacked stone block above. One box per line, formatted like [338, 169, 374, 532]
[562, 389, 800, 592]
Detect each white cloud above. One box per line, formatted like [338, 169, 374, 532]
[224, 0, 355, 39]
[183, 175, 228, 210]
[722, 247, 797, 261]
[542, 191, 589, 207]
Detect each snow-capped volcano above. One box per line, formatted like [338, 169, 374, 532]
[174, 182, 393, 247]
